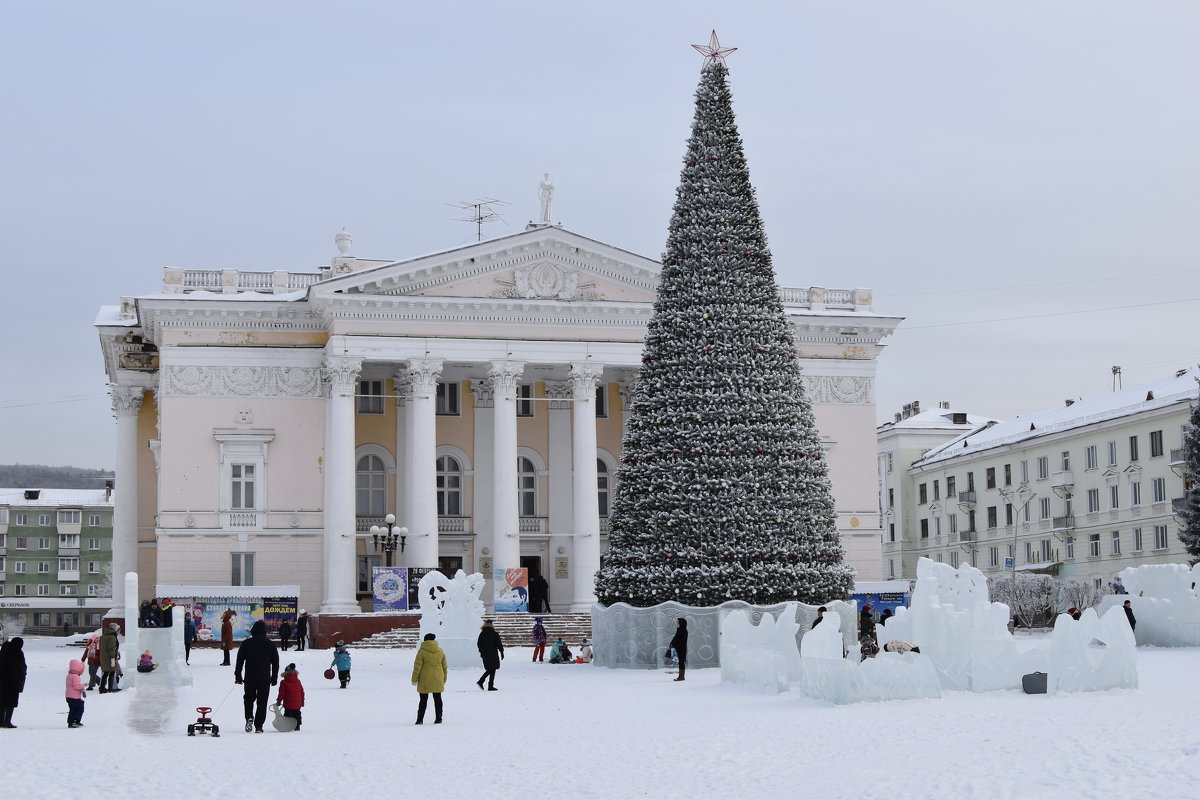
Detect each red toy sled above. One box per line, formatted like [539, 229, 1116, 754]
[324, 668, 335, 680]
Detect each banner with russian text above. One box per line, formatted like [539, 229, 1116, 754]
[493, 567, 528, 613]
[372, 567, 410, 611]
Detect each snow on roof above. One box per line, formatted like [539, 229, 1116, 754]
[879, 407, 995, 432]
[155, 585, 300, 599]
[139, 289, 308, 303]
[0, 488, 112, 507]
[94, 305, 137, 327]
[916, 369, 1199, 468]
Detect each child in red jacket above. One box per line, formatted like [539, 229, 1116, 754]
[276, 662, 305, 731]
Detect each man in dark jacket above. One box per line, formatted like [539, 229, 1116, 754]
[295, 610, 309, 652]
[0, 637, 28, 728]
[1123, 600, 1137, 633]
[475, 620, 505, 691]
[668, 618, 688, 682]
[234, 620, 280, 733]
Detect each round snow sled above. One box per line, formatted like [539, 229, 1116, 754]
[270, 702, 297, 732]
[187, 707, 220, 737]
[324, 668, 335, 680]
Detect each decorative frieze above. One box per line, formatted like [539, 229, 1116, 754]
[491, 262, 599, 301]
[802, 375, 874, 405]
[161, 365, 323, 397]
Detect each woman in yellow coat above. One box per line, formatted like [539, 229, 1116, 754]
[411, 633, 447, 725]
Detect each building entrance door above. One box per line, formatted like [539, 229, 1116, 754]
[438, 556, 463, 576]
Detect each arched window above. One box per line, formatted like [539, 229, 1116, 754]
[517, 456, 537, 517]
[436, 456, 462, 516]
[597, 458, 610, 517]
[356, 455, 386, 516]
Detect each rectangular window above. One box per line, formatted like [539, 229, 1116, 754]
[919, 484, 928, 505]
[14, 561, 27, 573]
[946, 476, 956, 498]
[1061, 451, 1071, 471]
[1152, 478, 1167, 503]
[888, 559, 895, 579]
[1154, 525, 1169, 550]
[59, 534, 80, 549]
[1130, 482, 1142, 506]
[1041, 539, 1052, 562]
[37, 561, 50, 573]
[38, 537, 50, 549]
[59, 557, 79, 571]
[1036, 456, 1049, 480]
[60, 584, 78, 597]
[1021, 460, 1029, 483]
[986, 468, 996, 489]
[88, 561, 99, 574]
[1004, 464, 1012, 486]
[1085, 445, 1098, 470]
[1150, 430, 1164, 458]
[987, 506, 997, 529]
[231, 553, 255, 586]
[888, 488, 894, 508]
[39, 514, 51, 526]
[516, 384, 535, 418]
[1129, 435, 1139, 462]
[15, 514, 28, 526]
[1005, 503, 1014, 526]
[1111, 531, 1121, 555]
[933, 480, 940, 501]
[887, 453, 893, 473]
[88, 584, 100, 597]
[934, 516, 942, 537]
[37, 584, 49, 597]
[356, 380, 384, 415]
[1107, 441, 1118, 467]
[15, 537, 27, 549]
[949, 513, 958, 534]
[595, 384, 609, 419]
[1110, 485, 1120, 510]
[888, 523, 895, 542]
[989, 546, 999, 568]
[1039, 498, 1051, 520]
[1024, 541, 1033, 563]
[57, 509, 81, 524]
[357, 554, 382, 593]
[436, 381, 461, 416]
[14, 585, 27, 596]
[1066, 536, 1075, 559]
[0, 556, 4, 572]
[967, 472, 975, 492]
[1133, 528, 1143, 552]
[949, 551, 959, 568]
[1087, 489, 1101, 513]
[1089, 534, 1101, 557]
[0, 508, 6, 525]
[88, 514, 102, 527]
[231, 464, 255, 509]
[920, 519, 929, 539]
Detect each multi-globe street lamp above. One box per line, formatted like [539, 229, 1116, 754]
[370, 513, 408, 567]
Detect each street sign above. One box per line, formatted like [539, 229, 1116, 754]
[1004, 557, 1015, 570]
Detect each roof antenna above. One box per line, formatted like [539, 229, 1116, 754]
[449, 198, 508, 243]
[1112, 365, 1122, 391]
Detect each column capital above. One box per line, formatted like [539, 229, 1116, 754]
[393, 368, 413, 407]
[487, 360, 526, 399]
[568, 361, 604, 396]
[110, 385, 144, 418]
[544, 381, 571, 410]
[470, 379, 495, 409]
[321, 355, 362, 393]
[406, 357, 445, 391]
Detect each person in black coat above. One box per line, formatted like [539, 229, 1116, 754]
[295, 610, 309, 652]
[530, 574, 551, 614]
[668, 618, 688, 682]
[234, 620, 280, 733]
[475, 620, 505, 691]
[859, 605, 876, 641]
[1123, 600, 1137, 632]
[279, 620, 293, 651]
[0, 637, 28, 728]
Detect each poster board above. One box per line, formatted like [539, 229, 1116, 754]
[493, 567, 528, 612]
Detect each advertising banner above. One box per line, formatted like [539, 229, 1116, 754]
[177, 596, 298, 642]
[407, 567, 436, 610]
[851, 591, 909, 625]
[262, 597, 298, 639]
[493, 567, 529, 613]
[372, 567, 409, 611]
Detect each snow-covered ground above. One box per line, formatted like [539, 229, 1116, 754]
[4, 636, 1198, 799]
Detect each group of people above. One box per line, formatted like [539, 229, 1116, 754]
[137, 598, 174, 628]
[529, 617, 593, 664]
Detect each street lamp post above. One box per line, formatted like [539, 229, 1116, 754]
[999, 482, 1036, 572]
[370, 513, 408, 568]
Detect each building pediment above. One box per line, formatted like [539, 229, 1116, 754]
[312, 227, 661, 304]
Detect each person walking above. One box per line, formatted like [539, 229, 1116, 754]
[531, 617, 547, 662]
[330, 641, 352, 688]
[275, 662, 305, 731]
[0, 637, 28, 728]
[475, 619, 504, 691]
[84, 632, 102, 690]
[859, 605, 876, 641]
[279, 619, 292, 652]
[98, 622, 121, 693]
[295, 610, 309, 652]
[183, 614, 196, 665]
[1124, 600, 1137, 632]
[65, 658, 87, 728]
[668, 618, 688, 682]
[220, 609, 237, 666]
[412, 633, 447, 724]
[234, 620, 280, 733]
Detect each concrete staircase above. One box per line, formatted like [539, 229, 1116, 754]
[353, 612, 592, 650]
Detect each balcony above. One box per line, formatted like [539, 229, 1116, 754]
[1053, 515, 1075, 530]
[1170, 448, 1186, 464]
[438, 517, 472, 534]
[222, 511, 260, 530]
[519, 517, 547, 534]
[58, 547, 80, 557]
[957, 491, 977, 507]
[958, 530, 976, 543]
[58, 569, 80, 582]
[57, 521, 82, 536]
[1050, 471, 1074, 490]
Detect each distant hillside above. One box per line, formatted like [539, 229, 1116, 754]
[0, 464, 114, 490]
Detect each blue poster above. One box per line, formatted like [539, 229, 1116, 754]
[493, 567, 528, 612]
[372, 566, 409, 611]
[851, 591, 909, 624]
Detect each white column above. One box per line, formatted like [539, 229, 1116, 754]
[109, 385, 143, 618]
[545, 382, 573, 609]
[393, 370, 412, 531]
[470, 380, 495, 601]
[320, 355, 362, 614]
[569, 362, 604, 611]
[489, 360, 525, 575]
[405, 358, 443, 570]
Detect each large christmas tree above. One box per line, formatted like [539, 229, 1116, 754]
[1177, 399, 1200, 565]
[594, 38, 854, 607]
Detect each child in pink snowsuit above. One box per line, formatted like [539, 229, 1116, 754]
[65, 659, 87, 728]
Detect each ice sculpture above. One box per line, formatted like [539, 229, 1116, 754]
[1096, 564, 1200, 647]
[122, 571, 192, 688]
[418, 569, 486, 669]
[1046, 606, 1137, 693]
[719, 604, 802, 692]
[877, 559, 1043, 692]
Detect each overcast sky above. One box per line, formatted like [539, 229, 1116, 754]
[3, 1, 1199, 471]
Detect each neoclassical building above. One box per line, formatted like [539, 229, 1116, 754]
[96, 219, 901, 615]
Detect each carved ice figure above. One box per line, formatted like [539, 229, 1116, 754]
[718, 604, 801, 692]
[418, 569, 486, 669]
[799, 607, 863, 704]
[1095, 564, 1200, 646]
[1046, 606, 1137, 693]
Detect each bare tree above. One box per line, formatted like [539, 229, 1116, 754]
[987, 572, 1056, 628]
[1056, 579, 1107, 615]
